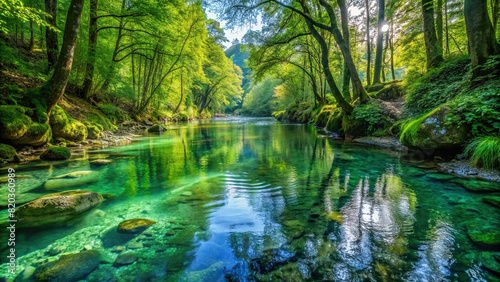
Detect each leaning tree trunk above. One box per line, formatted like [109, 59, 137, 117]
[45, 0, 59, 70]
[81, 0, 98, 99]
[338, 0, 351, 101]
[464, 0, 499, 79]
[421, 0, 443, 69]
[40, 0, 85, 116]
[373, 0, 385, 84]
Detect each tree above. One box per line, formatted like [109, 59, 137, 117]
[421, 0, 443, 69]
[44, 0, 58, 70]
[80, 0, 98, 99]
[373, 0, 385, 84]
[38, 0, 85, 115]
[464, 0, 499, 79]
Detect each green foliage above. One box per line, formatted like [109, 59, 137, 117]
[0, 105, 32, 136]
[399, 107, 440, 146]
[404, 56, 470, 116]
[464, 137, 500, 169]
[344, 101, 391, 137]
[241, 78, 280, 116]
[0, 0, 47, 34]
[447, 80, 500, 136]
[0, 41, 46, 80]
[98, 104, 130, 124]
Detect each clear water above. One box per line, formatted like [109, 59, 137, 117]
[1, 117, 500, 281]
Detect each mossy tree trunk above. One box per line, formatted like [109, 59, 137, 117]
[44, 0, 59, 70]
[464, 0, 499, 79]
[421, 0, 443, 69]
[40, 0, 85, 116]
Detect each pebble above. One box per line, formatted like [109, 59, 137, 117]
[111, 246, 125, 253]
[113, 253, 138, 266]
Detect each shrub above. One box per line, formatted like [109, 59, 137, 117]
[464, 137, 500, 169]
[98, 104, 130, 124]
[404, 56, 470, 117]
[344, 101, 391, 137]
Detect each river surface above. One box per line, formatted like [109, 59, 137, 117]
[1, 117, 500, 281]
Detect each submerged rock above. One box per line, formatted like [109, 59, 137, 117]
[89, 159, 112, 167]
[40, 146, 71, 160]
[483, 196, 500, 209]
[467, 228, 500, 248]
[16, 190, 103, 227]
[44, 170, 98, 190]
[32, 250, 100, 281]
[117, 218, 156, 234]
[113, 253, 138, 267]
[451, 179, 500, 192]
[15, 265, 36, 282]
[480, 252, 500, 275]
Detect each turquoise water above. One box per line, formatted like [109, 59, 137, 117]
[1, 117, 500, 281]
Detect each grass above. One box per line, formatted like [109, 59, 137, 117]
[464, 136, 500, 169]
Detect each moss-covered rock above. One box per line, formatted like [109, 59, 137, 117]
[50, 105, 88, 141]
[467, 228, 500, 248]
[0, 105, 52, 146]
[0, 143, 16, 161]
[33, 250, 101, 281]
[368, 81, 403, 101]
[117, 218, 156, 234]
[16, 190, 104, 227]
[86, 124, 102, 139]
[40, 146, 71, 160]
[315, 105, 335, 128]
[343, 101, 391, 138]
[400, 106, 470, 151]
[147, 124, 166, 133]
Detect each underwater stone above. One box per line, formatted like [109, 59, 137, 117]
[44, 170, 99, 190]
[117, 218, 156, 234]
[89, 159, 112, 167]
[15, 265, 36, 282]
[467, 228, 500, 248]
[40, 146, 71, 160]
[483, 196, 500, 209]
[127, 242, 143, 249]
[480, 252, 500, 274]
[16, 190, 103, 227]
[32, 250, 100, 282]
[113, 253, 138, 267]
[452, 179, 500, 192]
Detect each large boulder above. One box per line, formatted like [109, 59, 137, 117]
[400, 106, 470, 151]
[117, 218, 156, 234]
[16, 190, 103, 227]
[50, 105, 88, 141]
[40, 146, 71, 160]
[0, 105, 51, 146]
[32, 250, 101, 281]
[44, 170, 98, 190]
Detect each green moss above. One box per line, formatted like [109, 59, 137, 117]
[325, 111, 344, 133]
[464, 136, 500, 169]
[50, 106, 88, 141]
[40, 146, 71, 160]
[0, 144, 16, 160]
[0, 105, 32, 138]
[315, 105, 335, 127]
[98, 104, 130, 124]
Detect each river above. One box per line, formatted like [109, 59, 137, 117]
[1, 117, 499, 281]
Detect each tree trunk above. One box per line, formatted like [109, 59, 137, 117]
[40, 0, 85, 116]
[464, 0, 499, 79]
[365, 0, 372, 85]
[444, 0, 449, 54]
[300, 2, 353, 114]
[29, 19, 35, 51]
[81, 0, 98, 99]
[319, 0, 369, 103]
[338, 0, 351, 101]
[390, 20, 396, 80]
[373, 0, 385, 84]
[45, 0, 59, 70]
[421, 0, 443, 69]
[436, 0, 443, 53]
